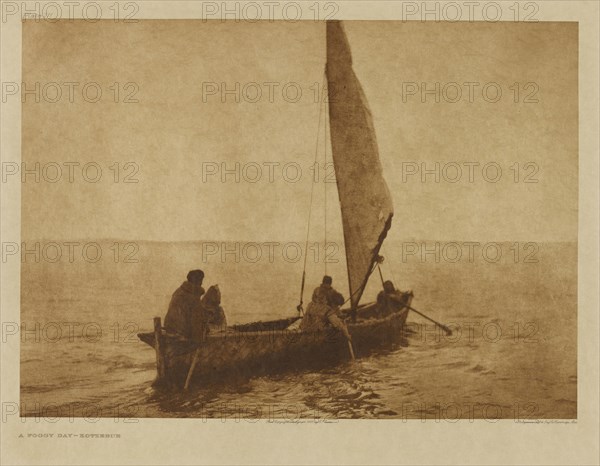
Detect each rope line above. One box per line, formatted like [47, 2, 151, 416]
[298, 69, 327, 313]
[382, 243, 398, 287]
[338, 260, 380, 309]
[324, 82, 328, 276]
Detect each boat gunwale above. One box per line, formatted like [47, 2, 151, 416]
[138, 306, 410, 345]
[211, 307, 408, 338]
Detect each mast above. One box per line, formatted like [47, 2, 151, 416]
[325, 21, 394, 309]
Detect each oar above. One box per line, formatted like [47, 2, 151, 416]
[405, 305, 452, 336]
[337, 315, 355, 361]
[347, 339, 355, 360]
[183, 346, 201, 390]
[327, 311, 355, 361]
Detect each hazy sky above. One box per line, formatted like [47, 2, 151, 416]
[22, 20, 577, 242]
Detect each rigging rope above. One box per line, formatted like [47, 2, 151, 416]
[381, 243, 398, 287]
[338, 259, 380, 309]
[377, 263, 385, 287]
[324, 82, 328, 276]
[297, 70, 327, 314]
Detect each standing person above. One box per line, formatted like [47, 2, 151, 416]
[300, 275, 351, 341]
[164, 269, 205, 339]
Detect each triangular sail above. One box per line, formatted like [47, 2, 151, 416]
[326, 21, 394, 309]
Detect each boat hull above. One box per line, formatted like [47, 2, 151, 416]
[138, 298, 411, 388]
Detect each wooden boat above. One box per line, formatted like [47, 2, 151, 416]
[139, 21, 415, 388]
[139, 298, 412, 387]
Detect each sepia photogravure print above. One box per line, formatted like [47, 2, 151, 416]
[1, 1, 598, 465]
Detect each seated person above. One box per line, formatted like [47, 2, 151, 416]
[300, 275, 351, 340]
[164, 269, 205, 339]
[376, 280, 412, 317]
[191, 284, 227, 341]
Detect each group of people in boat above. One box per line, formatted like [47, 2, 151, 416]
[164, 269, 411, 342]
[164, 269, 227, 341]
[298, 275, 411, 339]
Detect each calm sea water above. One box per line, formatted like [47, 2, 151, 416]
[19, 241, 577, 419]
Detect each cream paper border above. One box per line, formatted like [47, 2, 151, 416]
[1, 1, 598, 465]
